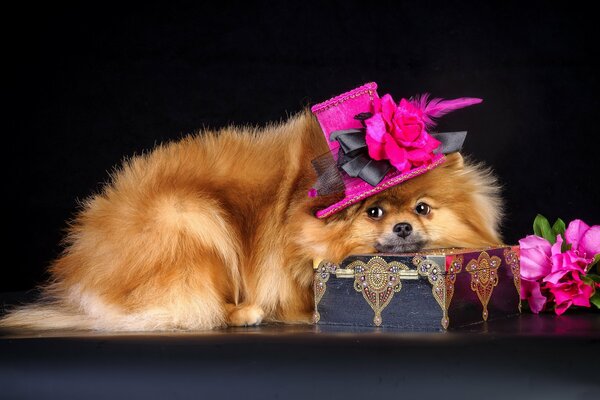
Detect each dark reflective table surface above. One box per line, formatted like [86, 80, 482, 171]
[1, 292, 599, 400]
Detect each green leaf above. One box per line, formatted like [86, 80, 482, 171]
[585, 274, 600, 283]
[533, 214, 545, 236]
[591, 254, 600, 268]
[533, 214, 555, 243]
[590, 292, 600, 310]
[587, 255, 600, 275]
[552, 218, 566, 238]
[582, 275, 595, 286]
[551, 218, 571, 251]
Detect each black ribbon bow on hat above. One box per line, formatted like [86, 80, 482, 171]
[328, 112, 467, 187]
[329, 114, 391, 186]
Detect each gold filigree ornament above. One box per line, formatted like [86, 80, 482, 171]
[313, 261, 336, 323]
[442, 255, 463, 329]
[349, 257, 408, 326]
[503, 247, 522, 312]
[465, 251, 501, 321]
[413, 255, 461, 329]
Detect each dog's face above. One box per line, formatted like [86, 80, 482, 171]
[300, 153, 503, 263]
[357, 192, 438, 253]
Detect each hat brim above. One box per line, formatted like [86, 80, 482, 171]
[315, 154, 446, 218]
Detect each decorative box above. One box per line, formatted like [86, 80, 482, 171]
[313, 246, 521, 330]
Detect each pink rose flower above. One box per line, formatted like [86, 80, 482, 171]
[519, 235, 552, 280]
[519, 218, 599, 315]
[518, 234, 555, 314]
[520, 279, 547, 313]
[543, 235, 590, 284]
[545, 270, 594, 315]
[541, 235, 594, 315]
[365, 94, 440, 173]
[565, 219, 600, 262]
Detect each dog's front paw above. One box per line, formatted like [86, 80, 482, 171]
[227, 304, 265, 327]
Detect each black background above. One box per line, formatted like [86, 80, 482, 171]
[5, 1, 600, 291]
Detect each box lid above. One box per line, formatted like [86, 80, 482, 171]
[315, 247, 514, 279]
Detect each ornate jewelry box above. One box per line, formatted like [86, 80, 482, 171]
[313, 246, 521, 330]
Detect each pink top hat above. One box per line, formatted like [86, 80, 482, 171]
[310, 82, 482, 218]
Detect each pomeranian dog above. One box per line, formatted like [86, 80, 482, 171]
[0, 108, 502, 331]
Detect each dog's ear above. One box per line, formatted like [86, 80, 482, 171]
[442, 152, 464, 170]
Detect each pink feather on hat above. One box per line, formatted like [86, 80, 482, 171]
[410, 94, 483, 128]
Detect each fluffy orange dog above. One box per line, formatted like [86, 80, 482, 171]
[0, 110, 502, 331]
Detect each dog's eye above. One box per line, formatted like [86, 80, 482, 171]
[415, 202, 431, 216]
[367, 206, 385, 220]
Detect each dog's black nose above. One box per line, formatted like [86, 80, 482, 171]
[393, 223, 412, 239]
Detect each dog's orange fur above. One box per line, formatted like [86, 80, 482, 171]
[0, 110, 502, 331]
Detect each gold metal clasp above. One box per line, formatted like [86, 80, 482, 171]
[335, 268, 419, 279]
[334, 268, 354, 278]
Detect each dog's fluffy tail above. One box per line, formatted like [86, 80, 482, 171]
[0, 302, 92, 330]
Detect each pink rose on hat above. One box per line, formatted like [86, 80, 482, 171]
[364, 94, 440, 172]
